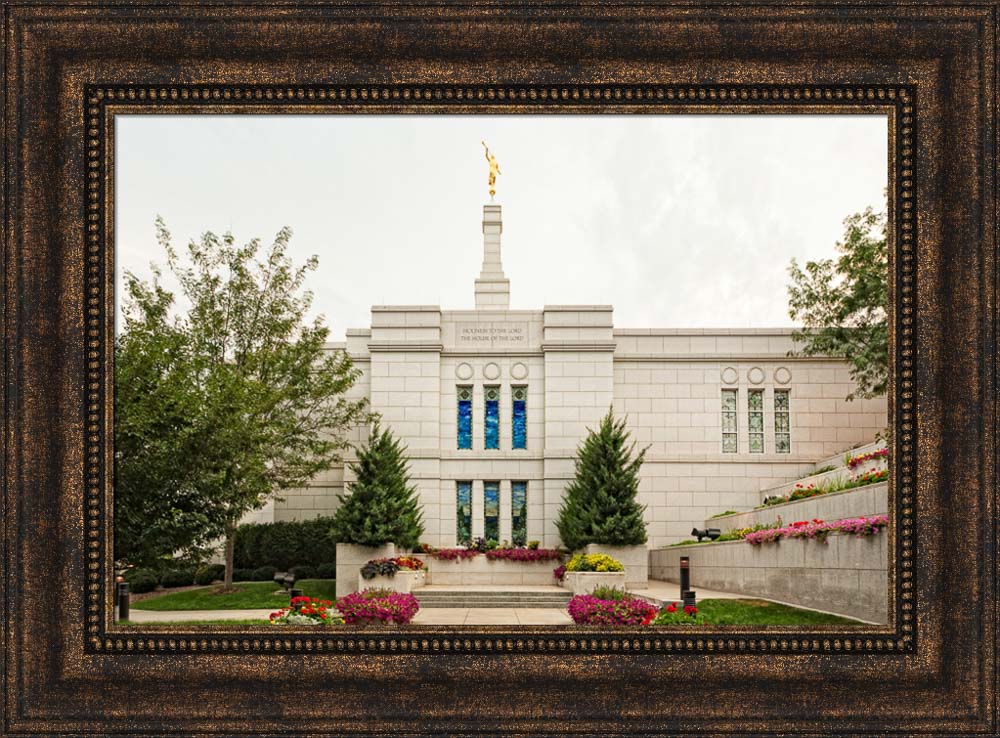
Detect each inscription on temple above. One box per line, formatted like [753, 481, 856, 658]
[457, 322, 528, 347]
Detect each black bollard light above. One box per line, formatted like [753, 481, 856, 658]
[290, 587, 303, 600]
[116, 576, 129, 622]
[679, 556, 690, 600]
[683, 590, 697, 608]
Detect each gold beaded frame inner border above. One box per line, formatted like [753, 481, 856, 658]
[86, 83, 914, 656]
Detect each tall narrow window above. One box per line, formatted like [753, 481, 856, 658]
[721, 389, 738, 453]
[512, 386, 527, 449]
[456, 481, 472, 545]
[457, 385, 472, 450]
[774, 389, 791, 453]
[511, 481, 527, 546]
[748, 389, 764, 453]
[484, 385, 500, 450]
[484, 481, 500, 542]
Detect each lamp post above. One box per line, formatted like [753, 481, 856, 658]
[116, 575, 129, 622]
[679, 556, 690, 600]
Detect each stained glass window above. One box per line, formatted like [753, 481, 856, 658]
[484, 385, 500, 450]
[775, 389, 791, 453]
[484, 481, 500, 543]
[748, 389, 764, 454]
[456, 481, 472, 545]
[512, 385, 527, 450]
[457, 385, 472, 450]
[722, 389, 738, 453]
[511, 481, 527, 546]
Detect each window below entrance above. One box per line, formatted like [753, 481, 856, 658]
[511, 481, 527, 546]
[484, 481, 500, 542]
[456, 481, 472, 545]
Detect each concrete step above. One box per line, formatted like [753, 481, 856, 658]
[415, 589, 573, 608]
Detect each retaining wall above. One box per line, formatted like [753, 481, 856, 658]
[707, 482, 887, 531]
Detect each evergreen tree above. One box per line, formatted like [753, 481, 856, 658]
[331, 424, 424, 548]
[556, 409, 648, 551]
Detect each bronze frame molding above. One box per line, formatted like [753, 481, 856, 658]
[4, 3, 998, 736]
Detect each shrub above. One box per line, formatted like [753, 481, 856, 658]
[159, 568, 196, 588]
[566, 593, 656, 625]
[289, 564, 318, 581]
[565, 553, 624, 573]
[270, 595, 342, 626]
[556, 408, 648, 550]
[330, 424, 424, 548]
[316, 562, 337, 579]
[233, 516, 338, 571]
[335, 588, 420, 625]
[251, 565, 278, 582]
[590, 585, 631, 601]
[527, 540, 540, 550]
[744, 515, 889, 546]
[125, 568, 159, 594]
[360, 559, 399, 580]
[233, 568, 256, 582]
[194, 564, 225, 586]
[484, 548, 563, 563]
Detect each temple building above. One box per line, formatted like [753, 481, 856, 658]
[243, 192, 888, 549]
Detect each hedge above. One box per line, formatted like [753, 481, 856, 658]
[233, 516, 338, 571]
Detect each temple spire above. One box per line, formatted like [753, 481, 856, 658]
[475, 203, 510, 309]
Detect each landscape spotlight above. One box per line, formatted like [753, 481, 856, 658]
[691, 527, 721, 542]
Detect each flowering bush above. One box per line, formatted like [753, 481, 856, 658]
[360, 556, 426, 580]
[566, 592, 656, 625]
[847, 447, 889, 470]
[553, 564, 567, 582]
[269, 596, 343, 626]
[422, 547, 480, 561]
[650, 602, 706, 625]
[744, 514, 888, 546]
[565, 553, 625, 573]
[335, 588, 420, 625]
[760, 467, 889, 508]
[484, 547, 563, 562]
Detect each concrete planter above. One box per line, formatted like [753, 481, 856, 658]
[335, 543, 396, 597]
[358, 569, 422, 594]
[707, 482, 888, 532]
[561, 571, 627, 595]
[411, 553, 561, 586]
[584, 544, 648, 588]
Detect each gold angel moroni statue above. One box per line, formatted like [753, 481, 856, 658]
[482, 140, 501, 199]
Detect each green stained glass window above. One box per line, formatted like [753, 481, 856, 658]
[484, 385, 500, 449]
[749, 389, 764, 454]
[511, 481, 527, 546]
[722, 389, 738, 453]
[774, 389, 791, 453]
[484, 481, 499, 543]
[456, 481, 472, 545]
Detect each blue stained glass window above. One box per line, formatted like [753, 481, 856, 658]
[484, 385, 500, 450]
[511, 481, 527, 546]
[457, 386, 472, 450]
[456, 481, 472, 545]
[512, 386, 527, 449]
[484, 481, 500, 543]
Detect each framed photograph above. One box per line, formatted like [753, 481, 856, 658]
[2, 2, 997, 735]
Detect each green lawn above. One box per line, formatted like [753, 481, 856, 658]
[119, 619, 270, 626]
[689, 598, 859, 626]
[131, 579, 337, 611]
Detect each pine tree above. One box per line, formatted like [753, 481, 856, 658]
[556, 409, 648, 551]
[330, 424, 424, 548]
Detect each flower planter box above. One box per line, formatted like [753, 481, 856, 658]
[412, 553, 560, 586]
[561, 571, 627, 595]
[584, 544, 648, 588]
[358, 569, 422, 594]
[335, 543, 396, 598]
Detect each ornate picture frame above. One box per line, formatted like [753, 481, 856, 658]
[2, 2, 996, 735]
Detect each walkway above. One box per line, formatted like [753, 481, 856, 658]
[122, 607, 571, 625]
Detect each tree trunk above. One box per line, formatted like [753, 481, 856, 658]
[224, 523, 236, 589]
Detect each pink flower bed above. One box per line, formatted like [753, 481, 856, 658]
[744, 514, 889, 546]
[335, 588, 420, 625]
[566, 594, 656, 626]
[484, 548, 563, 562]
[423, 548, 479, 561]
[847, 447, 889, 470]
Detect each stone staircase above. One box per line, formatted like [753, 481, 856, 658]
[414, 586, 573, 609]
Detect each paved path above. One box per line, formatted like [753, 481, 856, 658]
[123, 607, 571, 625]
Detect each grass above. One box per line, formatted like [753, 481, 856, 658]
[119, 619, 270, 626]
[131, 579, 337, 611]
[683, 598, 859, 626]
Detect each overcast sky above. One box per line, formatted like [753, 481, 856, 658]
[116, 114, 887, 339]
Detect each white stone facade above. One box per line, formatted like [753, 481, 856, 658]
[257, 202, 888, 549]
